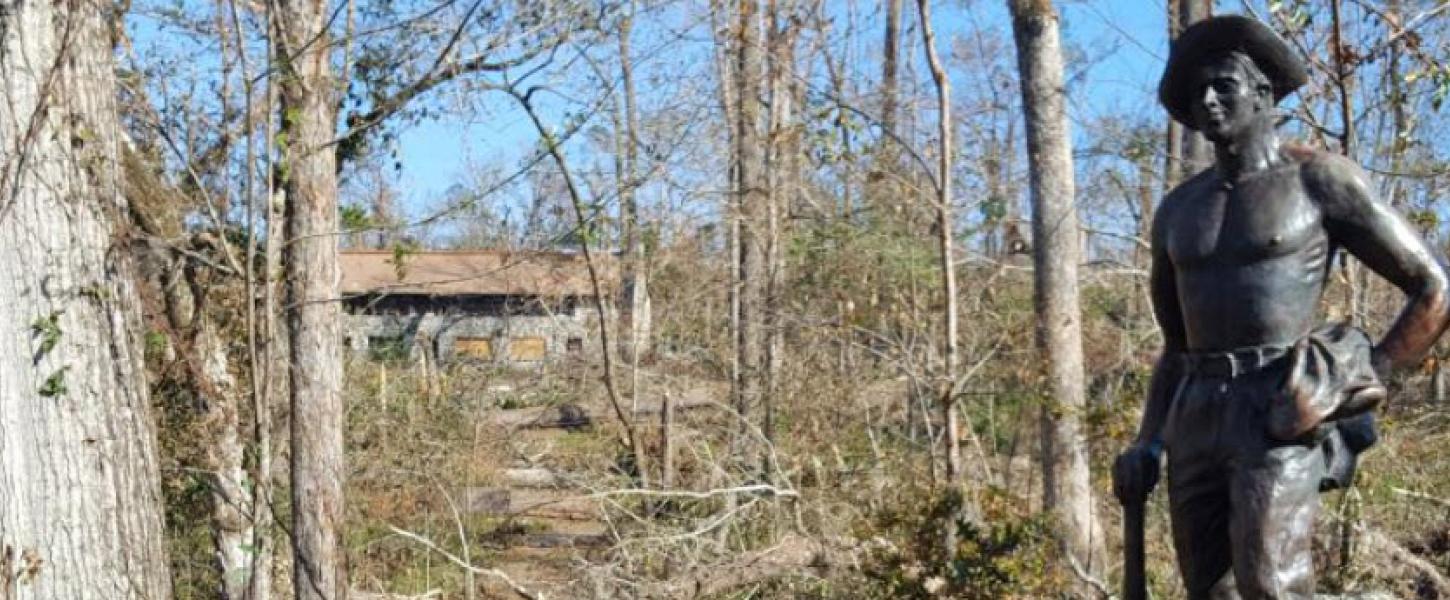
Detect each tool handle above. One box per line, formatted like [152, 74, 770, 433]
[1123, 501, 1147, 600]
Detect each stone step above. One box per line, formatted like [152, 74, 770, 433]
[501, 467, 564, 488]
[460, 487, 603, 521]
[490, 394, 718, 430]
[487, 530, 610, 549]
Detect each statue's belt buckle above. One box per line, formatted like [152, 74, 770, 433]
[1184, 346, 1291, 379]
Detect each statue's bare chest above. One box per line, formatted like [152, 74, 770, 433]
[1164, 170, 1327, 268]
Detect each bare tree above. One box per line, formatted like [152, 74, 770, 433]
[617, 1, 653, 365]
[0, 0, 173, 596]
[270, 0, 347, 595]
[734, 0, 768, 458]
[1006, 0, 1105, 583]
[916, 0, 961, 483]
[764, 0, 804, 449]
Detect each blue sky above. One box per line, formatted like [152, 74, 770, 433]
[385, 0, 1180, 215]
[124, 0, 1228, 236]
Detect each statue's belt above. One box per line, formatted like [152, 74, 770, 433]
[1178, 324, 1386, 441]
[1180, 345, 1292, 378]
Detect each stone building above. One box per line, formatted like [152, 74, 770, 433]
[340, 250, 615, 364]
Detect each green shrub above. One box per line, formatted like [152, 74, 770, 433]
[862, 487, 1064, 599]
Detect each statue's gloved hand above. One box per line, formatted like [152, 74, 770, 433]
[1113, 443, 1162, 505]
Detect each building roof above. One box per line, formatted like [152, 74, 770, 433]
[339, 250, 616, 297]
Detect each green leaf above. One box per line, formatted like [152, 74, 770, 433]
[340, 204, 372, 231]
[30, 310, 62, 357]
[39, 367, 69, 398]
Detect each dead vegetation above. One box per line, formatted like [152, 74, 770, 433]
[274, 264, 1450, 600]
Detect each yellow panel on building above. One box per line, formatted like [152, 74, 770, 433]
[508, 336, 547, 361]
[455, 337, 494, 360]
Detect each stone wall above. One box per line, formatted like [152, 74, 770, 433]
[344, 304, 598, 365]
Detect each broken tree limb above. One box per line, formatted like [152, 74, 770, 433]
[1391, 487, 1450, 511]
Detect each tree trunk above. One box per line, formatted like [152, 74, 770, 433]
[253, 189, 285, 600]
[1177, 0, 1212, 175]
[917, 0, 961, 483]
[1163, 0, 1184, 191]
[1007, 0, 1106, 581]
[1163, 0, 1213, 187]
[1386, 0, 1409, 210]
[618, 3, 652, 364]
[764, 0, 800, 451]
[708, 0, 743, 445]
[881, 0, 902, 138]
[271, 0, 347, 596]
[0, 0, 172, 596]
[197, 311, 254, 600]
[734, 0, 767, 454]
[250, 32, 284, 594]
[125, 150, 255, 599]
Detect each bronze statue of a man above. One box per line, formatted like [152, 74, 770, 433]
[1113, 15, 1450, 599]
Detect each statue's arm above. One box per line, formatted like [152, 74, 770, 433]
[1312, 153, 1450, 374]
[1135, 213, 1187, 452]
[1113, 207, 1185, 503]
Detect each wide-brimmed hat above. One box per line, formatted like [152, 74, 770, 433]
[1158, 15, 1307, 129]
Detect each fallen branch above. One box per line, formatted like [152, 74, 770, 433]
[1391, 487, 1450, 511]
[1064, 549, 1113, 599]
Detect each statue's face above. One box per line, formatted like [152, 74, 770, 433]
[1189, 54, 1272, 143]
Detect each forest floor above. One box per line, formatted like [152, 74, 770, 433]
[331, 355, 1450, 600]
